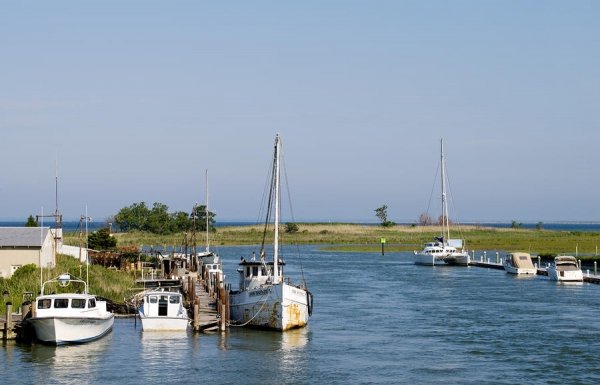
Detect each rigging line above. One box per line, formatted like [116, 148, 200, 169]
[227, 293, 272, 327]
[281, 143, 307, 288]
[444, 162, 465, 239]
[260, 143, 277, 257]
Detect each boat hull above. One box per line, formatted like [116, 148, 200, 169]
[414, 253, 446, 266]
[548, 269, 583, 282]
[230, 283, 310, 331]
[139, 316, 189, 331]
[443, 253, 470, 266]
[29, 315, 114, 345]
[503, 264, 537, 275]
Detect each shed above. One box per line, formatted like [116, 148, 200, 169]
[0, 227, 55, 278]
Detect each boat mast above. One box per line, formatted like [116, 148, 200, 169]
[440, 138, 450, 241]
[205, 169, 210, 253]
[273, 134, 280, 282]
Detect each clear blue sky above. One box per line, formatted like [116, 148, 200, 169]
[1, 1, 599, 223]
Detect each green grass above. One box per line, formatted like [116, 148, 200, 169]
[0, 254, 138, 315]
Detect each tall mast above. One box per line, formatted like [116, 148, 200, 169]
[205, 169, 210, 253]
[273, 134, 280, 281]
[440, 138, 449, 240]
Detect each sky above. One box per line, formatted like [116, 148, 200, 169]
[1, 1, 599, 224]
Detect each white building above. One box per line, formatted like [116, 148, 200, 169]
[0, 227, 55, 278]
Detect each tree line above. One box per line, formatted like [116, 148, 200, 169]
[112, 201, 216, 235]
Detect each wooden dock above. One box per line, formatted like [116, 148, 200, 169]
[468, 258, 600, 284]
[182, 271, 229, 333]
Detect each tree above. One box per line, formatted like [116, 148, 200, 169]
[25, 215, 38, 227]
[510, 220, 523, 229]
[418, 212, 432, 226]
[114, 202, 150, 232]
[284, 222, 299, 233]
[87, 227, 117, 250]
[374, 205, 396, 227]
[535, 222, 543, 230]
[190, 205, 216, 233]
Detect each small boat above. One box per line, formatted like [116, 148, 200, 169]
[229, 134, 313, 331]
[28, 273, 114, 345]
[503, 252, 537, 275]
[547, 255, 583, 282]
[414, 139, 469, 266]
[137, 288, 189, 331]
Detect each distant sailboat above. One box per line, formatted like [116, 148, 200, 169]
[195, 169, 222, 283]
[229, 134, 313, 331]
[414, 139, 469, 266]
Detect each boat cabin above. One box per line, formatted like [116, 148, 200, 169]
[141, 290, 184, 318]
[237, 259, 285, 291]
[36, 294, 98, 315]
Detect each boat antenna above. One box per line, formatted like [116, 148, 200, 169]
[40, 207, 44, 292]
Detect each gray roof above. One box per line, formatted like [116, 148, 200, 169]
[0, 227, 50, 247]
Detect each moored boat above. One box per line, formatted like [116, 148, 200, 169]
[138, 288, 189, 331]
[414, 139, 469, 266]
[229, 134, 313, 331]
[28, 273, 114, 345]
[547, 255, 583, 282]
[503, 252, 537, 275]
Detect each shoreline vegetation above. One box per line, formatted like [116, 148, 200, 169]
[66, 223, 600, 257]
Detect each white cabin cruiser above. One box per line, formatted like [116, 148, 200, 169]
[503, 252, 537, 275]
[547, 256, 583, 282]
[28, 273, 114, 345]
[229, 134, 313, 331]
[138, 288, 189, 331]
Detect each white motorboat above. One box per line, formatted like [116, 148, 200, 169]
[547, 255, 583, 282]
[414, 139, 469, 266]
[138, 289, 189, 331]
[503, 252, 537, 275]
[229, 134, 313, 331]
[28, 273, 114, 345]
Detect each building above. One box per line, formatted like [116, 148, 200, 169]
[0, 227, 55, 278]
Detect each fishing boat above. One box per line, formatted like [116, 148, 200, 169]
[229, 134, 313, 331]
[414, 139, 469, 266]
[503, 252, 537, 275]
[547, 256, 583, 282]
[137, 288, 189, 331]
[28, 273, 114, 344]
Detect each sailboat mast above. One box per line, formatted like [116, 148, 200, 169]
[273, 134, 280, 281]
[440, 138, 450, 240]
[205, 169, 210, 253]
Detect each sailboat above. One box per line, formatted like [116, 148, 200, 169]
[229, 134, 313, 331]
[414, 139, 469, 266]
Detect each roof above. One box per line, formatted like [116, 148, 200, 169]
[509, 252, 535, 269]
[0, 227, 51, 247]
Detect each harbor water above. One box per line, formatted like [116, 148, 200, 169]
[3, 245, 600, 384]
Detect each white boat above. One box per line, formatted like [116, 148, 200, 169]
[547, 255, 583, 282]
[138, 289, 189, 331]
[414, 139, 469, 266]
[28, 273, 114, 345]
[229, 134, 313, 331]
[503, 252, 537, 275]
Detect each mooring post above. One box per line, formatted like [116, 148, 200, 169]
[496, 252, 499, 264]
[220, 304, 226, 332]
[595, 261, 597, 275]
[193, 302, 199, 331]
[5, 302, 12, 339]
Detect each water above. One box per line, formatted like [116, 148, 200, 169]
[3, 245, 600, 384]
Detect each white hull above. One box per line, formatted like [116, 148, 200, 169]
[504, 266, 537, 275]
[29, 315, 114, 345]
[414, 253, 446, 266]
[230, 282, 310, 331]
[548, 268, 583, 282]
[139, 316, 189, 331]
[443, 253, 470, 266]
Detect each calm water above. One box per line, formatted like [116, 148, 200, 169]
[3, 245, 600, 384]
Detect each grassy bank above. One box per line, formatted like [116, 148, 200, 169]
[66, 223, 600, 257]
[0, 255, 138, 315]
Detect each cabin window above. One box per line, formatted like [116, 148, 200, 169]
[54, 298, 69, 308]
[261, 266, 267, 276]
[245, 267, 251, 277]
[169, 296, 180, 304]
[38, 299, 51, 309]
[252, 266, 258, 276]
[158, 296, 168, 316]
[71, 299, 86, 309]
[88, 298, 96, 308]
[149, 296, 158, 304]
